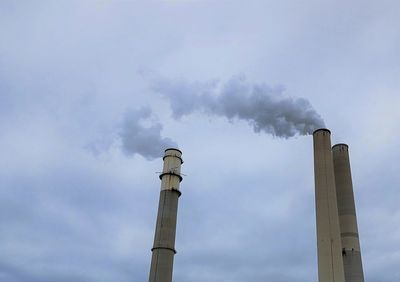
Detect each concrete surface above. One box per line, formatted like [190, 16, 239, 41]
[313, 129, 345, 282]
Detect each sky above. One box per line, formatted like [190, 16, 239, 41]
[0, 1, 400, 281]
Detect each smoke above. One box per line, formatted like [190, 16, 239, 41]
[152, 75, 325, 138]
[119, 107, 177, 160]
[112, 75, 324, 160]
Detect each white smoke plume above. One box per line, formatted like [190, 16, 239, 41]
[119, 107, 177, 160]
[152, 75, 325, 138]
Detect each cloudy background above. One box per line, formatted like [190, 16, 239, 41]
[1, 1, 400, 281]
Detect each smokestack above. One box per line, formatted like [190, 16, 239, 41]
[313, 129, 345, 282]
[332, 144, 365, 282]
[148, 148, 183, 282]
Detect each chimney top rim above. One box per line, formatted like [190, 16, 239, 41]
[332, 143, 348, 149]
[313, 128, 331, 135]
[164, 148, 182, 154]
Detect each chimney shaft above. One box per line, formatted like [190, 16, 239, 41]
[332, 144, 364, 282]
[313, 129, 345, 282]
[148, 148, 183, 282]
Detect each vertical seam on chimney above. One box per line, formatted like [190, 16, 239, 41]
[322, 137, 336, 281]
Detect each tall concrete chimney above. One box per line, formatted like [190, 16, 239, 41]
[149, 148, 183, 282]
[332, 144, 364, 282]
[313, 129, 345, 282]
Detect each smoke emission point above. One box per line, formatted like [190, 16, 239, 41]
[313, 128, 331, 135]
[119, 107, 177, 160]
[152, 75, 325, 138]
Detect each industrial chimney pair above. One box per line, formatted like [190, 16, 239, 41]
[313, 129, 364, 282]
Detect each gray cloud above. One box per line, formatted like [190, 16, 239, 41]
[119, 107, 177, 160]
[152, 75, 325, 138]
[1, 0, 399, 282]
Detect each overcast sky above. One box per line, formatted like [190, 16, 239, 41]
[1, 1, 400, 281]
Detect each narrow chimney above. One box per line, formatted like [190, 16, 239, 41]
[332, 144, 365, 282]
[313, 129, 345, 282]
[148, 148, 183, 282]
